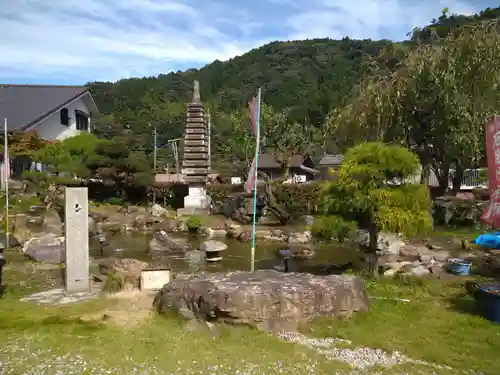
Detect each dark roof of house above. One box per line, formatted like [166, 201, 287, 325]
[258, 154, 311, 169]
[0, 84, 91, 131]
[319, 154, 344, 166]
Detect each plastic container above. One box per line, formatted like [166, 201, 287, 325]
[476, 284, 500, 323]
[475, 233, 500, 249]
[446, 258, 472, 276]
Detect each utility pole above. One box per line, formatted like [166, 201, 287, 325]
[152, 125, 157, 205]
[167, 138, 181, 175]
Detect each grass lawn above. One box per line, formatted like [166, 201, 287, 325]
[305, 276, 500, 375]
[1, 251, 500, 374]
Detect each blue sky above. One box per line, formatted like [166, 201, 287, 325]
[0, 0, 496, 84]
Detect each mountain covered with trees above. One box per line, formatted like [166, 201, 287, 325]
[49, 7, 489, 190]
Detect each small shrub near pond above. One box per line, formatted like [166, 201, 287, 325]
[185, 215, 203, 231]
[311, 216, 357, 242]
[102, 272, 125, 293]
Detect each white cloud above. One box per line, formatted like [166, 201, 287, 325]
[0, 0, 493, 83]
[286, 0, 479, 41]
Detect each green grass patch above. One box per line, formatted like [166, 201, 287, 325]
[305, 276, 500, 375]
[3, 250, 500, 374]
[0, 251, 349, 375]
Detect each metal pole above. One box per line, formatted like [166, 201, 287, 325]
[152, 126, 157, 205]
[3, 118, 8, 250]
[174, 141, 180, 175]
[250, 88, 262, 272]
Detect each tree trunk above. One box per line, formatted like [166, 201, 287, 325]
[368, 225, 379, 278]
[433, 164, 450, 197]
[264, 182, 290, 225]
[451, 167, 465, 195]
[420, 163, 430, 185]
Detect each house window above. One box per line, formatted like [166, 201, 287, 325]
[60, 108, 69, 125]
[75, 110, 89, 131]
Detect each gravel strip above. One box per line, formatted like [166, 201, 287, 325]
[276, 331, 458, 372]
[0, 339, 320, 375]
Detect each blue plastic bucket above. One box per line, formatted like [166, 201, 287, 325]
[446, 258, 471, 276]
[476, 284, 500, 323]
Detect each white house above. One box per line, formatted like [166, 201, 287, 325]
[0, 84, 100, 177]
[0, 84, 99, 140]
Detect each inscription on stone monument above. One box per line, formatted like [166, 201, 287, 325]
[64, 187, 90, 293]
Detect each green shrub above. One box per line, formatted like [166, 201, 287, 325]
[103, 197, 126, 206]
[311, 215, 357, 242]
[207, 182, 325, 218]
[21, 170, 49, 186]
[103, 272, 125, 293]
[186, 215, 203, 231]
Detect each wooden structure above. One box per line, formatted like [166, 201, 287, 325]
[257, 154, 317, 182]
[318, 154, 344, 180]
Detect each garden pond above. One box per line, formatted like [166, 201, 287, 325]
[89, 232, 362, 274]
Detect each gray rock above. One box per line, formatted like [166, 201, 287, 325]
[88, 215, 96, 236]
[41, 210, 63, 235]
[151, 204, 168, 217]
[288, 231, 311, 245]
[184, 250, 205, 270]
[148, 230, 190, 253]
[153, 270, 370, 332]
[154, 218, 177, 232]
[0, 232, 21, 248]
[199, 240, 227, 252]
[418, 248, 451, 262]
[224, 219, 242, 239]
[98, 257, 149, 287]
[405, 265, 431, 277]
[356, 230, 404, 255]
[301, 215, 316, 226]
[22, 233, 65, 264]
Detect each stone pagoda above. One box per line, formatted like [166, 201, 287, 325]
[181, 80, 210, 209]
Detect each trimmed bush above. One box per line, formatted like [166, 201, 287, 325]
[186, 215, 203, 232]
[311, 215, 357, 242]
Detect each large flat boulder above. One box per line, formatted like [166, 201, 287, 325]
[22, 232, 65, 264]
[153, 270, 370, 331]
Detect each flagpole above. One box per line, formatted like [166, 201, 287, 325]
[3, 118, 8, 250]
[250, 88, 261, 272]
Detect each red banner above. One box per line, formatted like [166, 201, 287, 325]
[244, 93, 260, 193]
[481, 116, 500, 227]
[248, 95, 259, 137]
[244, 157, 256, 194]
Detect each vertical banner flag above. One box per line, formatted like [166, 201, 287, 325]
[3, 118, 9, 249]
[481, 116, 500, 227]
[244, 94, 260, 193]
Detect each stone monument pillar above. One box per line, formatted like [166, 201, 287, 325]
[182, 81, 210, 209]
[64, 187, 90, 293]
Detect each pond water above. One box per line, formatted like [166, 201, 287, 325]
[89, 233, 361, 274]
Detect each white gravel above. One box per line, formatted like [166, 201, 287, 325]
[275, 331, 460, 373]
[0, 339, 318, 375]
[0, 332, 483, 375]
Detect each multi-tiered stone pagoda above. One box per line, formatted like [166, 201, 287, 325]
[182, 81, 210, 209]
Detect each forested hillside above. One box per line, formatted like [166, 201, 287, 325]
[87, 6, 500, 170]
[90, 38, 391, 128]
